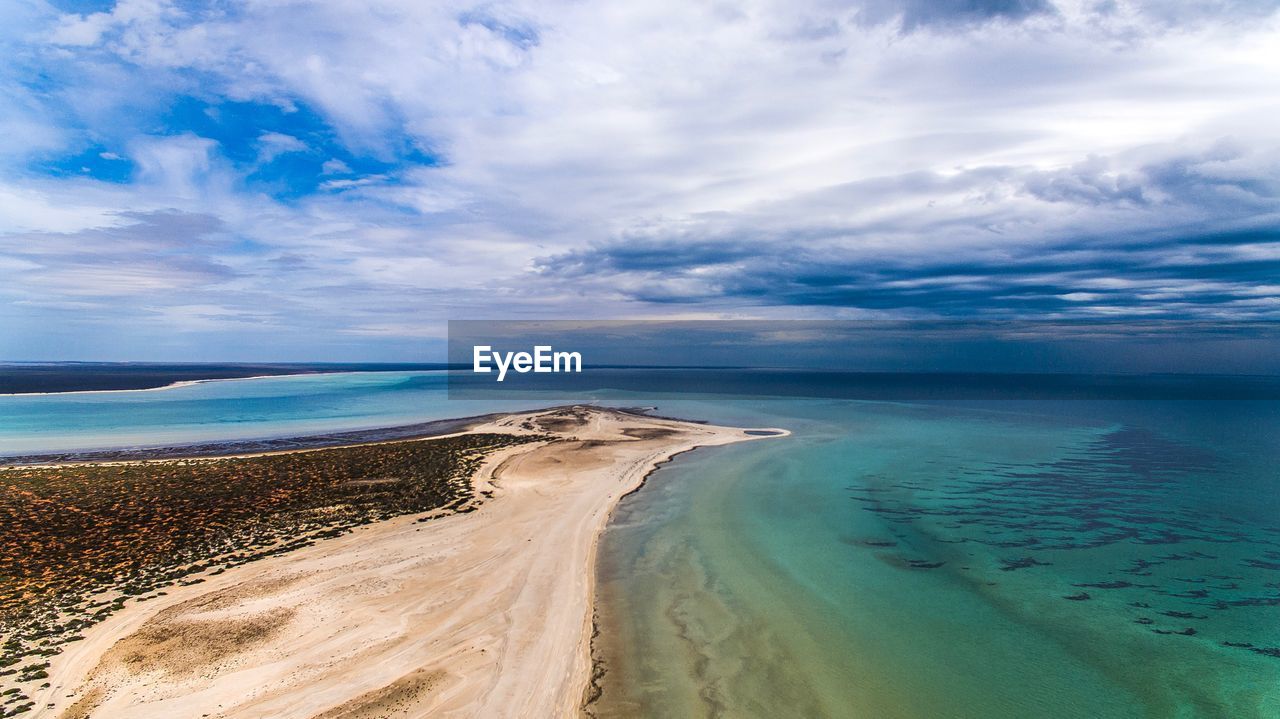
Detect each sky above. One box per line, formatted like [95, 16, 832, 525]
[1, 0, 1278, 361]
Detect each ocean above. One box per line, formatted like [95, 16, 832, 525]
[592, 398, 1280, 718]
[1, 371, 1276, 716]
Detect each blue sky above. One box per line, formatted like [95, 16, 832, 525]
[1, 0, 1278, 360]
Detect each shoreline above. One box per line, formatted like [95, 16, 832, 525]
[0, 411, 508, 467]
[0, 369, 436, 398]
[581, 443, 709, 714]
[0, 378, 207, 397]
[0, 372, 320, 398]
[25, 406, 788, 718]
[0, 405, 669, 466]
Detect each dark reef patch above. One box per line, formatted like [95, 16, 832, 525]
[847, 422, 1278, 660]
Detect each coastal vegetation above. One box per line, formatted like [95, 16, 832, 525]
[0, 432, 539, 714]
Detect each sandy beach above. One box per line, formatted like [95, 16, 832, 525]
[29, 406, 785, 718]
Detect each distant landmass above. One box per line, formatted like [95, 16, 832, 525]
[0, 362, 451, 394]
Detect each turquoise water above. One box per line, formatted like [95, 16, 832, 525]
[2, 374, 1276, 715]
[593, 399, 1280, 718]
[0, 371, 546, 455]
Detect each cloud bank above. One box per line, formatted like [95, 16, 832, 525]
[1, 0, 1278, 359]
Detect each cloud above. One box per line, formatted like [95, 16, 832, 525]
[321, 158, 352, 175]
[535, 139, 1280, 317]
[1023, 156, 1147, 206]
[855, 0, 1057, 31]
[127, 134, 222, 199]
[256, 131, 308, 163]
[1, 0, 1278, 359]
[0, 212, 276, 366]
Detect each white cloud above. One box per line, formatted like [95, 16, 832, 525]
[256, 131, 308, 163]
[47, 10, 114, 46]
[320, 158, 352, 174]
[128, 134, 224, 201]
[2, 0, 1279, 358]
[0, 183, 124, 234]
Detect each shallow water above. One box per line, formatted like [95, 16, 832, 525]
[592, 399, 1280, 718]
[0, 371, 545, 455]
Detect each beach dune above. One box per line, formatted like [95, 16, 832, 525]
[35, 406, 783, 718]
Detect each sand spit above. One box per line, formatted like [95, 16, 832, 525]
[32, 406, 786, 718]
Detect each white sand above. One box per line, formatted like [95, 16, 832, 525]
[35, 406, 785, 719]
